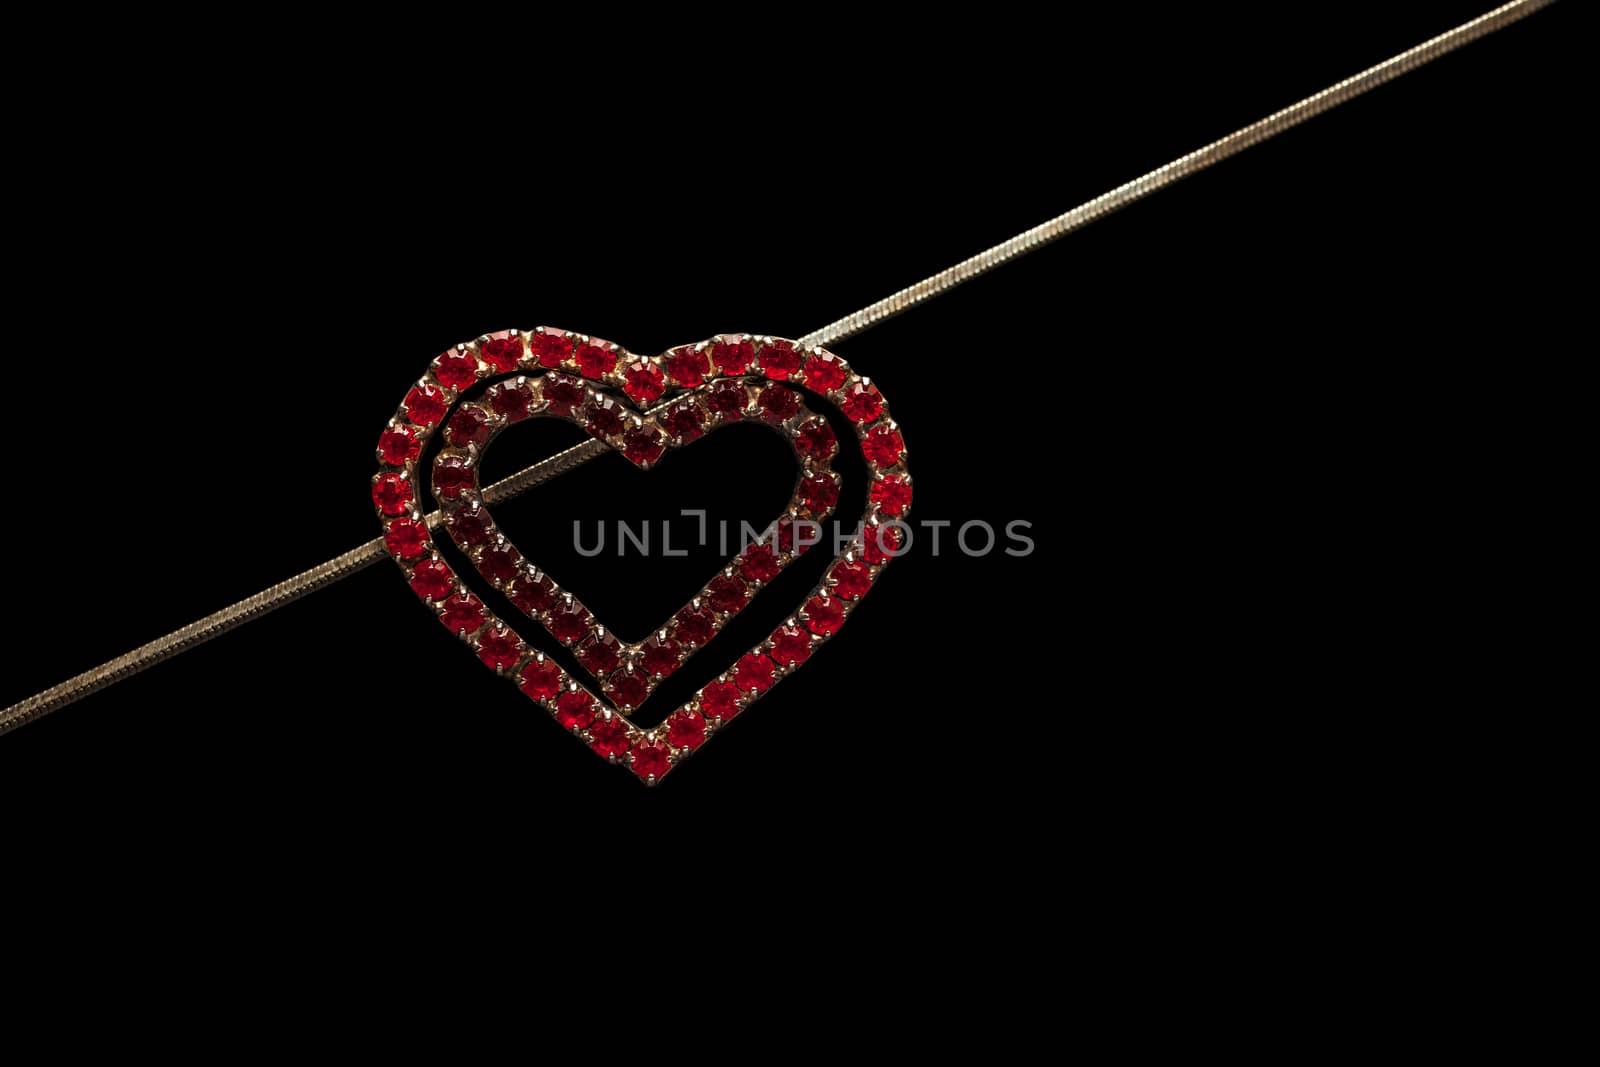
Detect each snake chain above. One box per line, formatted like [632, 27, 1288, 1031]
[0, 0, 1556, 736]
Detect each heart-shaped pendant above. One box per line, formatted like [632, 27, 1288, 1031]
[372, 329, 911, 784]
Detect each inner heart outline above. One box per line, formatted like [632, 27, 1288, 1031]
[372, 329, 912, 784]
[434, 370, 840, 714]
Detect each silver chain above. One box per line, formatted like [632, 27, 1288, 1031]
[799, 0, 1554, 350]
[0, 0, 1555, 737]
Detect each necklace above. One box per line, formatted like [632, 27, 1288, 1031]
[0, 1, 1556, 771]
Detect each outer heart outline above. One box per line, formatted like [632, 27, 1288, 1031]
[373, 329, 912, 784]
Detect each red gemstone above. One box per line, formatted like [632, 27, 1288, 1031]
[549, 603, 592, 643]
[520, 658, 563, 701]
[607, 669, 648, 709]
[801, 353, 848, 393]
[405, 384, 447, 426]
[770, 625, 812, 666]
[372, 473, 412, 515]
[377, 426, 419, 466]
[734, 653, 775, 694]
[491, 382, 534, 421]
[623, 426, 664, 466]
[435, 349, 479, 390]
[446, 405, 491, 447]
[532, 330, 575, 368]
[541, 373, 584, 415]
[795, 419, 836, 460]
[842, 382, 884, 423]
[862, 425, 905, 467]
[861, 523, 904, 565]
[555, 688, 596, 730]
[450, 508, 492, 547]
[384, 518, 429, 560]
[631, 739, 671, 779]
[665, 709, 707, 750]
[707, 380, 747, 418]
[776, 518, 817, 555]
[674, 605, 716, 646]
[575, 343, 617, 379]
[433, 456, 474, 500]
[700, 680, 740, 721]
[871, 476, 913, 516]
[641, 635, 680, 677]
[707, 574, 748, 614]
[480, 333, 524, 372]
[757, 339, 802, 380]
[584, 396, 625, 438]
[661, 400, 705, 442]
[758, 384, 800, 421]
[577, 630, 621, 674]
[441, 593, 486, 634]
[478, 627, 522, 670]
[800, 473, 839, 512]
[510, 572, 555, 615]
[447, 514, 493, 552]
[623, 360, 665, 403]
[831, 559, 872, 599]
[478, 543, 520, 583]
[805, 595, 844, 636]
[740, 542, 781, 583]
[711, 336, 754, 375]
[589, 716, 632, 758]
[665, 346, 710, 387]
[408, 558, 453, 601]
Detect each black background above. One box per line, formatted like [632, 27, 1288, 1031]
[1, 5, 1576, 878]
